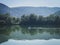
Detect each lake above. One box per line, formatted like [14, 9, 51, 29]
[0, 25, 60, 45]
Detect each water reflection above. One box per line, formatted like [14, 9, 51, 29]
[0, 25, 60, 43]
[1, 39, 60, 45]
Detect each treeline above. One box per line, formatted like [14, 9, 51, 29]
[20, 14, 60, 27]
[0, 13, 20, 25]
[0, 13, 60, 27]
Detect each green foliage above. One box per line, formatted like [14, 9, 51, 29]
[20, 14, 37, 26]
[20, 14, 60, 27]
[0, 13, 60, 27]
[0, 13, 11, 25]
[0, 13, 20, 25]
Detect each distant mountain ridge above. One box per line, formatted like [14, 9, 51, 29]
[52, 11, 60, 16]
[10, 7, 60, 17]
[0, 3, 60, 17]
[0, 3, 10, 14]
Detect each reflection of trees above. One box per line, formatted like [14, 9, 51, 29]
[0, 25, 20, 35]
[0, 25, 60, 43]
[0, 34, 8, 43]
[0, 25, 12, 43]
[21, 27, 38, 35]
[0, 25, 11, 35]
[0, 25, 60, 36]
[46, 29, 60, 35]
[0, 25, 20, 43]
[20, 27, 60, 36]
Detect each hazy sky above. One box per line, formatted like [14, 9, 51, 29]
[0, 0, 60, 7]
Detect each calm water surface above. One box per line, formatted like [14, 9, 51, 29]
[0, 25, 60, 45]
